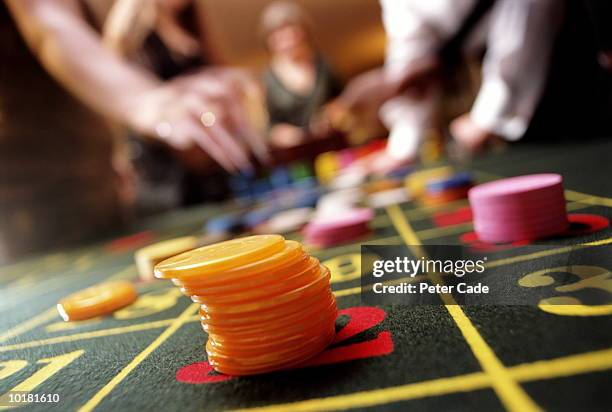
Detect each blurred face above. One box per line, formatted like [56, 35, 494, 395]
[266, 23, 310, 57]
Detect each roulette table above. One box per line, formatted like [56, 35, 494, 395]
[0, 138, 611, 412]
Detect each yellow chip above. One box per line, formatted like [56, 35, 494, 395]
[314, 152, 340, 184]
[135, 236, 200, 281]
[154, 235, 285, 279]
[405, 166, 453, 198]
[57, 281, 137, 321]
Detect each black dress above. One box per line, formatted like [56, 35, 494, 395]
[264, 57, 342, 129]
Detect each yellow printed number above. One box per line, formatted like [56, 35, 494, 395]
[0, 361, 28, 380]
[113, 288, 182, 320]
[0, 350, 84, 408]
[519, 265, 612, 316]
[323, 254, 361, 284]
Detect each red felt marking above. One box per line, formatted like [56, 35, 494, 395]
[331, 307, 386, 344]
[303, 331, 393, 367]
[175, 361, 233, 384]
[459, 232, 531, 252]
[432, 206, 473, 227]
[105, 231, 155, 253]
[564, 214, 609, 236]
[175, 306, 394, 384]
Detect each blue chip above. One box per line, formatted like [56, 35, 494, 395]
[229, 173, 255, 204]
[270, 167, 292, 189]
[252, 179, 273, 201]
[385, 166, 414, 179]
[204, 214, 243, 234]
[426, 172, 474, 193]
[291, 188, 320, 208]
[292, 177, 317, 189]
[241, 207, 278, 229]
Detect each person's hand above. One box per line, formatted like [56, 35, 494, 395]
[334, 68, 389, 115]
[181, 68, 271, 165]
[269, 123, 305, 148]
[335, 55, 440, 117]
[308, 106, 334, 139]
[124, 68, 269, 173]
[598, 51, 612, 73]
[450, 113, 505, 153]
[345, 150, 413, 177]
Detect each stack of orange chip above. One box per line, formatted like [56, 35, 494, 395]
[154, 235, 337, 376]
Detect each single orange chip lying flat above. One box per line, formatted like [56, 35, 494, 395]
[57, 281, 138, 321]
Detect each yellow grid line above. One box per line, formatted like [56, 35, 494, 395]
[0, 307, 58, 344]
[0, 264, 139, 343]
[0, 317, 197, 352]
[78, 303, 199, 412]
[564, 190, 612, 207]
[234, 348, 612, 412]
[485, 237, 612, 269]
[385, 204, 540, 411]
[236, 373, 491, 412]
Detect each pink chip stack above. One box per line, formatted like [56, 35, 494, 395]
[303, 208, 373, 247]
[468, 174, 569, 243]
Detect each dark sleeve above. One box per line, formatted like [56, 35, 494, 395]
[582, 0, 612, 51]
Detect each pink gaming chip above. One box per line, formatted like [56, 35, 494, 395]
[303, 208, 374, 246]
[468, 174, 564, 201]
[304, 208, 374, 234]
[468, 174, 568, 243]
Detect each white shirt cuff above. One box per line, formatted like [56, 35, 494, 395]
[470, 78, 528, 141]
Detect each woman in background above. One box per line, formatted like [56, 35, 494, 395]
[261, 1, 342, 149]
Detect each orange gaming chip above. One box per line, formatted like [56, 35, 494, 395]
[154, 235, 285, 280]
[57, 281, 137, 321]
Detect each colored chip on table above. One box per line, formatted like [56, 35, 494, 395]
[57, 281, 137, 321]
[256, 207, 314, 234]
[426, 172, 474, 193]
[242, 207, 278, 229]
[468, 173, 568, 243]
[405, 166, 453, 197]
[328, 169, 367, 190]
[205, 214, 243, 235]
[368, 187, 411, 208]
[314, 151, 340, 184]
[304, 208, 374, 247]
[134, 236, 200, 281]
[365, 178, 403, 194]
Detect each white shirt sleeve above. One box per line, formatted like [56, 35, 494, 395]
[470, 0, 563, 140]
[381, 0, 476, 79]
[380, 0, 476, 161]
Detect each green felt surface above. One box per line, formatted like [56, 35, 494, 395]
[0, 138, 611, 411]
